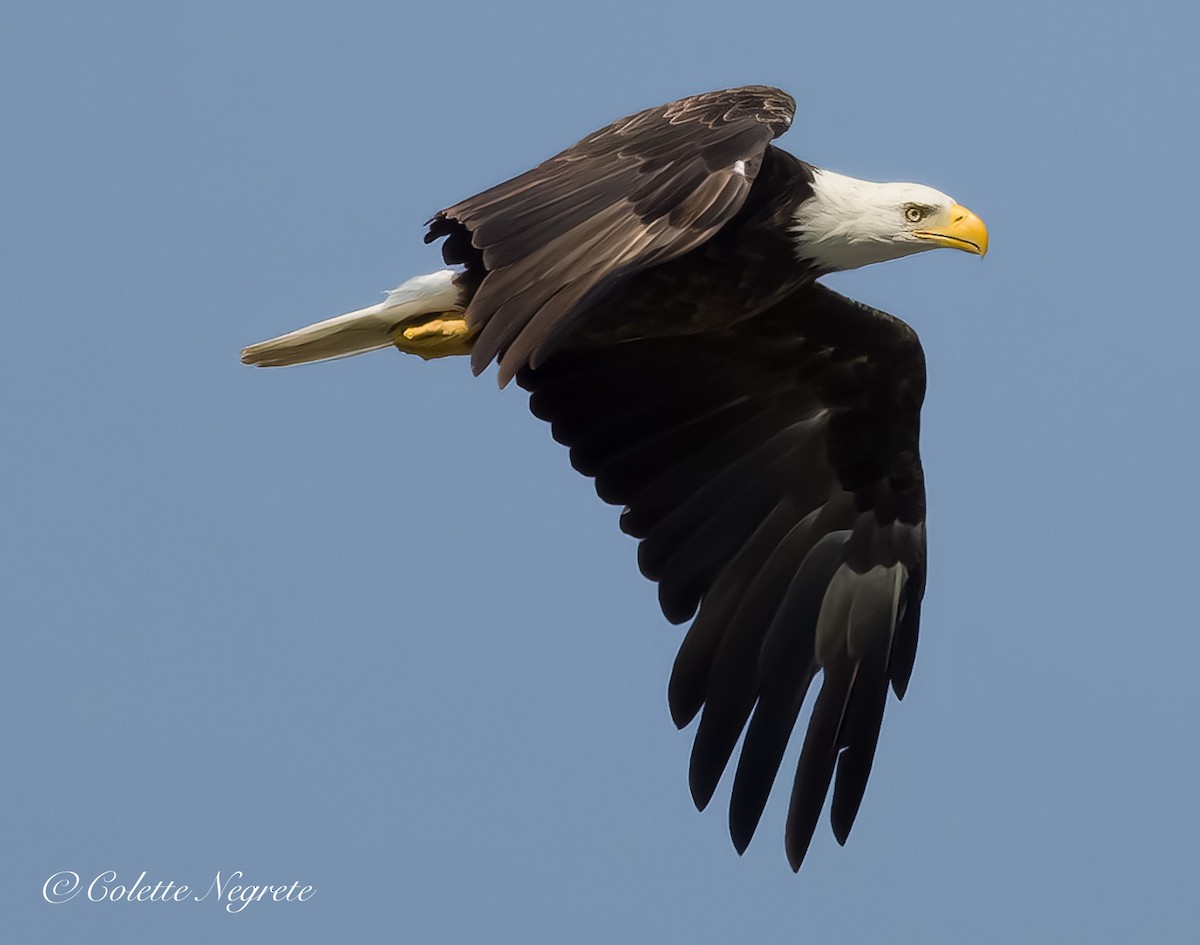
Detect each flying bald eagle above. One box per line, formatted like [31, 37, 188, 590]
[241, 86, 987, 871]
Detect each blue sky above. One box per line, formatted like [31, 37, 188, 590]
[5, 2, 1199, 942]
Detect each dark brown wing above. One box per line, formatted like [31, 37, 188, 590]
[516, 284, 928, 870]
[427, 86, 796, 385]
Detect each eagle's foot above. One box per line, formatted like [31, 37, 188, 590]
[391, 314, 474, 361]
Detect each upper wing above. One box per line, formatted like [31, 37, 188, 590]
[516, 284, 928, 870]
[427, 86, 796, 385]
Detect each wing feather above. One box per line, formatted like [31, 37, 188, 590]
[516, 283, 928, 869]
[426, 86, 796, 384]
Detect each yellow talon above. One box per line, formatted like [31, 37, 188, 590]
[390, 314, 475, 360]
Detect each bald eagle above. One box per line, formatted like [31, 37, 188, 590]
[241, 86, 987, 871]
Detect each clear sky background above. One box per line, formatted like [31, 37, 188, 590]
[5, 2, 1198, 942]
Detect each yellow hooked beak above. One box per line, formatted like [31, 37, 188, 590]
[914, 204, 988, 257]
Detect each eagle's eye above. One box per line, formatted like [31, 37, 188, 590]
[903, 205, 927, 224]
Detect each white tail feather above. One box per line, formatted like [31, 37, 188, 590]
[240, 270, 463, 367]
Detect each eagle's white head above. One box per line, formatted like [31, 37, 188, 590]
[792, 168, 988, 273]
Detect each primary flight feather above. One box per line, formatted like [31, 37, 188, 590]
[242, 85, 987, 871]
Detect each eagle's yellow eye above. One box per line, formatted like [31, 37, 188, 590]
[904, 205, 926, 224]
